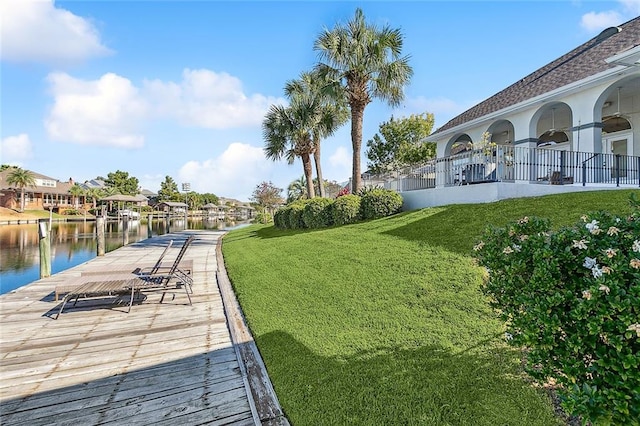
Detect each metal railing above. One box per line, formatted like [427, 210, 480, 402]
[366, 146, 640, 192]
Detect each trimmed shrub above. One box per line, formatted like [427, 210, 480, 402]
[332, 194, 362, 225]
[302, 198, 334, 229]
[474, 201, 640, 425]
[273, 208, 285, 228]
[288, 200, 310, 229]
[360, 188, 403, 220]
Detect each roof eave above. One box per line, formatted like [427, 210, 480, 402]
[432, 64, 637, 140]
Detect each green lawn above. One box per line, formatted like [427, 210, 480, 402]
[221, 189, 638, 425]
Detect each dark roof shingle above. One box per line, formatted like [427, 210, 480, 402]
[433, 16, 640, 135]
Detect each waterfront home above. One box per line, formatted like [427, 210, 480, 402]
[376, 17, 640, 210]
[0, 170, 81, 213]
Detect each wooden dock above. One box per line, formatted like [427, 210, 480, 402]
[0, 231, 288, 425]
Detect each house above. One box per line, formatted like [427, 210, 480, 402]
[202, 203, 227, 220]
[218, 198, 256, 221]
[0, 169, 79, 213]
[395, 17, 640, 210]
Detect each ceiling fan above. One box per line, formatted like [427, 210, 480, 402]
[603, 87, 623, 120]
[548, 107, 559, 136]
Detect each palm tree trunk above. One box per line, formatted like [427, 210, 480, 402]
[302, 153, 316, 198]
[313, 136, 326, 198]
[351, 106, 364, 192]
[20, 188, 25, 213]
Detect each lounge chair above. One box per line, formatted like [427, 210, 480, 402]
[54, 236, 196, 319]
[128, 235, 196, 304]
[54, 276, 139, 319]
[54, 239, 175, 302]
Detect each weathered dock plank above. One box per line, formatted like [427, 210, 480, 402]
[0, 231, 265, 425]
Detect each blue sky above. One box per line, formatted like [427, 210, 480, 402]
[2, 0, 639, 201]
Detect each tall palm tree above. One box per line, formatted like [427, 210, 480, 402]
[314, 8, 413, 192]
[6, 168, 36, 212]
[284, 70, 348, 197]
[263, 96, 320, 199]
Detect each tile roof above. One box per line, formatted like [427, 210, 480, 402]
[433, 16, 640, 135]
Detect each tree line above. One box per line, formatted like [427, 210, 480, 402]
[0, 165, 220, 212]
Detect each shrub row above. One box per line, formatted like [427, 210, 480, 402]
[274, 188, 403, 230]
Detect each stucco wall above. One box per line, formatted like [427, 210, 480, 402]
[400, 183, 636, 211]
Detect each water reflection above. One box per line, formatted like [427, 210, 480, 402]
[0, 218, 248, 294]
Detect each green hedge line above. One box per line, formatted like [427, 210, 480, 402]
[274, 188, 402, 230]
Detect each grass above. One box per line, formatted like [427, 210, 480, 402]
[221, 189, 638, 425]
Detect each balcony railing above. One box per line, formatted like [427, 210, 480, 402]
[364, 146, 640, 192]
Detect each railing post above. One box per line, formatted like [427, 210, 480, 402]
[615, 154, 620, 187]
[582, 162, 587, 187]
[560, 151, 566, 185]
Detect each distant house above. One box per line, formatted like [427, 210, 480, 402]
[0, 169, 79, 213]
[386, 17, 640, 210]
[156, 201, 188, 215]
[202, 203, 227, 219]
[218, 198, 255, 220]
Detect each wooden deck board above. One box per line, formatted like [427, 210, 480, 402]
[0, 231, 263, 425]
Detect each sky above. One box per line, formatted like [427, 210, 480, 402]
[2, 0, 639, 201]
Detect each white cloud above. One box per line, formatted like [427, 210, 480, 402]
[0, 0, 112, 65]
[45, 72, 147, 148]
[144, 69, 284, 129]
[579, 0, 640, 32]
[619, 0, 640, 15]
[1, 134, 33, 165]
[580, 10, 624, 32]
[44, 69, 283, 148]
[178, 143, 274, 200]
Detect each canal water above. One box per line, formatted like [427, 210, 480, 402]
[0, 218, 247, 295]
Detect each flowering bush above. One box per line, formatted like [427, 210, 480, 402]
[336, 187, 350, 198]
[474, 200, 639, 425]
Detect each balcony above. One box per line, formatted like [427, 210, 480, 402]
[368, 146, 640, 192]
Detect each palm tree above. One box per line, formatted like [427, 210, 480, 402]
[6, 168, 36, 212]
[69, 184, 85, 210]
[314, 8, 413, 192]
[284, 70, 348, 197]
[84, 187, 104, 211]
[287, 176, 306, 203]
[263, 97, 318, 199]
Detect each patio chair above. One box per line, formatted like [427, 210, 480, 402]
[53, 236, 195, 319]
[54, 276, 140, 319]
[131, 235, 196, 304]
[549, 171, 574, 185]
[55, 239, 175, 301]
